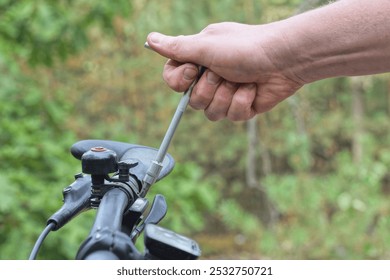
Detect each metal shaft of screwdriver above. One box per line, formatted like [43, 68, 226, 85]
[140, 42, 204, 197]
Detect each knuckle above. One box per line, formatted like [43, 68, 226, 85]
[214, 91, 232, 104]
[168, 35, 186, 61]
[190, 95, 210, 109]
[227, 111, 253, 122]
[201, 23, 218, 33]
[191, 86, 213, 106]
[190, 100, 208, 110]
[235, 94, 253, 108]
[162, 71, 180, 91]
[227, 114, 242, 122]
[201, 22, 232, 34]
[205, 109, 224, 122]
[163, 63, 193, 92]
[197, 90, 211, 101]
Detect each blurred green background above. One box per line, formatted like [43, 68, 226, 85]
[0, 0, 389, 260]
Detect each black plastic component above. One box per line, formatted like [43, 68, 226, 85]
[81, 147, 117, 175]
[130, 194, 167, 241]
[122, 197, 149, 235]
[47, 174, 92, 231]
[71, 140, 175, 183]
[143, 194, 167, 225]
[71, 140, 135, 160]
[144, 224, 201, 260]
[118, 160, 138, 181]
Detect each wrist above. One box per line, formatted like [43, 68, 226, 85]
[278, 0, 390, 83]
[253, 21, 307, 85]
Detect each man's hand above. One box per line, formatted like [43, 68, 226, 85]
[146, 22, 303, 121]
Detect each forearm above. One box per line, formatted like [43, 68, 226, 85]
[280, 0, 390, 83]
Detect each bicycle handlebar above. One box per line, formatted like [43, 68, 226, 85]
[84, 250, 120, 260]
[90, 187, 131, 233]
[30, 139, 201, 260]
[76, 185, 142, 260]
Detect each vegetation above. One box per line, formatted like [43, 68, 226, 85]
[0, 0, 389, 260]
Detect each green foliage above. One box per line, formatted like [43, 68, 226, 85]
[0, 0, 132, 259]
[218, 199, 262, 236]
[262, 153, 390, 259]
[0, 60, 80, 259]
[149, 162, 220, 234]
[0, 0, 132, 65]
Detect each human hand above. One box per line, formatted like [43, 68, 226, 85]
[146, 22, 304, 121]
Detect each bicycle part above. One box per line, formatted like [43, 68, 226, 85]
[28, 222, 56, 260]
[144, 224, 201, 260]
[76, 187, 142, 260]
[121, 197, 149, 235]
[83, 250, 120, 260]
[71, 140, 175, 186]
[30, 139, 202, 260]
[81, 147, 117, 179]
[118, 160, 138, 181]
[142, 194, 167, 225]
[47, 173, 92, 231]
[130, 194, 167, 242]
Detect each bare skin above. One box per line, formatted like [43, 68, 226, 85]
[146, 0, 390, 121]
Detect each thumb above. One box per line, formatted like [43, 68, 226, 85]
[146, 32, 205, 65]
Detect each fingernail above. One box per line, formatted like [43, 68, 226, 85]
[149, 32, 161, 44]
[183, 67, 198, 81]
[207, 71, 221, 85]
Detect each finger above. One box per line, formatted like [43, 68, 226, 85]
[204, 81, 237, 121]
[163, 59, 199, 92]
[252, 89, 281, 114]
[189, 70, 222, 110]
[252, 81, 299, 114]
[227, 83, 257, 121]
[146, 32, 208, 65]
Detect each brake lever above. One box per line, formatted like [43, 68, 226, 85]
[47, 174, 92, 230]
[130, 194, 167, 242]
[140, 43, 206, 197]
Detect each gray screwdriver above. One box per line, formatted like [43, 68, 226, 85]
[140, 42, 205, 197]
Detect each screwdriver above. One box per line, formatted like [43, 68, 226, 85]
[140, 42, 205, 197]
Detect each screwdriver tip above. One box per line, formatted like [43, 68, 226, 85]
[144, 42, 151, 50]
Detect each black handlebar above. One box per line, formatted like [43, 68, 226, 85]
[31, 139, 201, 260]
[90, 187, 132, 233]
[84, 250, 120, 260]
[76, 186, 142, 260]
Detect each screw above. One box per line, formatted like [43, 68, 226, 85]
[91, 147, 107, 152]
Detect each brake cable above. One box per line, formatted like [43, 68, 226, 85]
[28, 222, 56, 260]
